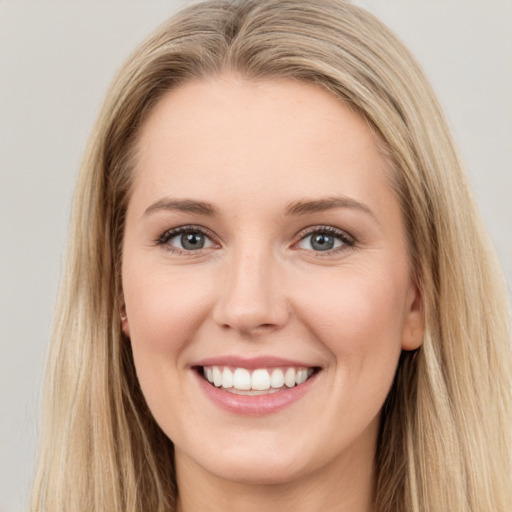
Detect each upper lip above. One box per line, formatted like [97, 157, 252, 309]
[192, 355, 319, 369]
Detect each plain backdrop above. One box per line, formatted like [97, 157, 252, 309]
[1, 1, 511, 510]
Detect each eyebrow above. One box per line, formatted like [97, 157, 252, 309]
[143, 198, 219, 217]
[143, 195, 375, 220]
[284, 196, 375, 218]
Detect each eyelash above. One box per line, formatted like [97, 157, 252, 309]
[155, 225, 218, 255]
[293, 225, 355, 256]
[155, 224, 355, 255]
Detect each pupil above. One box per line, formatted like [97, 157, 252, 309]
[181, 232, 204, 250]
[311, 233, 334, 251]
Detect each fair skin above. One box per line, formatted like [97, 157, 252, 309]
[121, 75, 423, 512]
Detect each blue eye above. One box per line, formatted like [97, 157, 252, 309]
[158, 227, 215, 251]
[296, 227, 353, 252]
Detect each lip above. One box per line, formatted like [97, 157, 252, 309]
[193, 355, 316, 369]
[191, 357, 320, 416]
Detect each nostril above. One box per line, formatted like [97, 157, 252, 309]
[217, 320, 281, 334]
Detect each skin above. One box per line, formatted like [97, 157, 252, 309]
[121, 75, 424, 512]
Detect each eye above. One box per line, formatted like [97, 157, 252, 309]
[157, 226, 216, 252]
[295, 226, 354, 253]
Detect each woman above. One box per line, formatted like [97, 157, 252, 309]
[31, 1, 512, 511]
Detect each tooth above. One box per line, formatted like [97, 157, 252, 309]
[221, 367, 233, 388]
[205, 365, 313, 390]
[233, 368, 251, 390]
[251, 369, 271, 390]
[296, 368, 308, 385]
[284, 367, 296, 387]
[270, 368, 285, 388]
[205, 366, 213, 383]
[212, 366, 222, 387]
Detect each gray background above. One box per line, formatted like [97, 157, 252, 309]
[1, 1, 511, 510]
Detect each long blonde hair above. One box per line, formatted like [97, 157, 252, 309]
[31, 1, 512, 510]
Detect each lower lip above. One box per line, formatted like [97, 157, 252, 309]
[194, 370, 318, 416]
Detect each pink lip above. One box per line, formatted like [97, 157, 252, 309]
[193, 355, 316, 369]
[192, 367, 319, 416]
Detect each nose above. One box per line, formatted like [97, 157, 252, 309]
[212, 247, 290, 336]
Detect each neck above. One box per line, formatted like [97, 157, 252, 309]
[175, 432, 376, 512]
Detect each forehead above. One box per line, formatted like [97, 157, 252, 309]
[132, 75, 392, 214]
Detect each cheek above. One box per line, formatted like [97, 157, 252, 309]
[122, 264, 220, 442]
[124, 264, 212, 355]
[292, 265, 407, 376]
[282, 265, 407, 455]
[122, 262, 215, 416]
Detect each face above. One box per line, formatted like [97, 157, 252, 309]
[121, 75, 423, 487]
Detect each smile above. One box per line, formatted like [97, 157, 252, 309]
[193, 359, 321, 415]
[202, 366, 315, 395]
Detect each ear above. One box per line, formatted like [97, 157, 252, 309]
[120, 304, 131, 338]
[401, 280, 424, 351]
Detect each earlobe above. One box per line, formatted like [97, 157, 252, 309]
[402, 282, 424, 351]
[120, 305, 130, 338]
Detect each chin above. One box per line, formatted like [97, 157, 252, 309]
[206, 455, 302, 486]
[179, 435, 311, 486]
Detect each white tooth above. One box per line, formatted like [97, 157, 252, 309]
[284, 367, 296, 387]
[296, 368, 308, 385]
[251, 369, 271, 390]
[205, 366, 214, 383]
[270, 368, 285, 388]
[221, 367, 233, 388]
[212, 366, 222, 387]
[233, 368, 251, 390]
